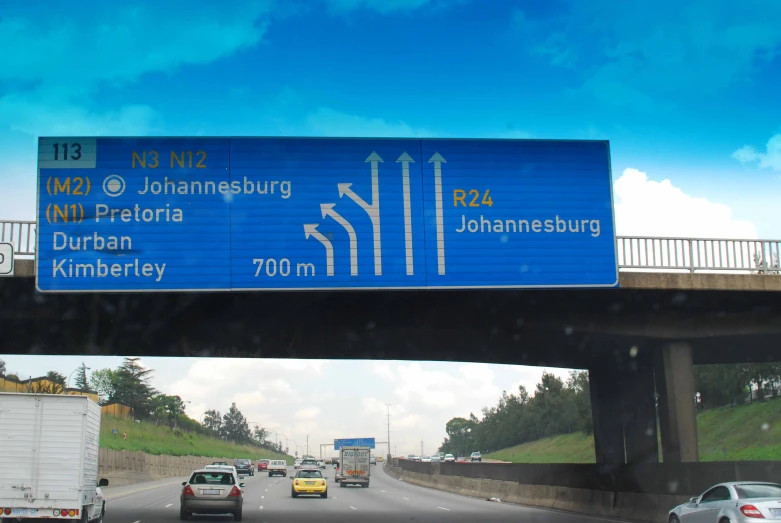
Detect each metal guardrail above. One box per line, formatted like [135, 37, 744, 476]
[1, 219, 779, 274]
[1, 220, 36, 256]
[616, 236, 781, 274]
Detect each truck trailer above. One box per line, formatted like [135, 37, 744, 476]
[0, 393, 109, 521]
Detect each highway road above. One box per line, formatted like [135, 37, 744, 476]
[102, 465, 628, 523]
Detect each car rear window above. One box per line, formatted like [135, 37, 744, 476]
[190, 472, 235, 485]
[298, 470, 323, 478]
[735, 484, 781, 499]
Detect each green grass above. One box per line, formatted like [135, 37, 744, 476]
[100, 416, 294, 464]
[484, 398, 781, 463]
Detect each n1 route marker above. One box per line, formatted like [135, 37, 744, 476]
[35, 137, 618, 292]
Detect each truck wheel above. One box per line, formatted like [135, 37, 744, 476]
[340, 482, 345, 488]
[95, 504, 105, 523]
[80, 507, 89, 523]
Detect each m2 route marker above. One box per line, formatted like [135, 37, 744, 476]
[36, 137, 618, 292]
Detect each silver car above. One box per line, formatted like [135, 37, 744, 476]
[668, 482, 781, 523]
[180, 469, 245, 521]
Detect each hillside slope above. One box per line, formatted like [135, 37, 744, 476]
[100, 416, 293, 463]
[484, 399, 781, 463]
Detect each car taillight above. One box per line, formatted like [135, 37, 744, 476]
[740, 505, 765, 518]
[228, 486, 241, 497]
[183, 485, 194, 497]
[295, 480, 299, 485]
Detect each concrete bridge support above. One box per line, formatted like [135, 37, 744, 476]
[589, 342, 698, 466]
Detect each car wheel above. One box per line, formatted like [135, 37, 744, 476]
[233, 507, 242, 522]
[668, 516, 680, 523]
[291, 489, 298, 498]
[322, 490, 328, 499]
[179, 506, 189, 521]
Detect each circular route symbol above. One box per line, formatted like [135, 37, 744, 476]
[103, 175, 126, 197]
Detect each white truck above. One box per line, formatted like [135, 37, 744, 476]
[0, 393, 109, 521]
[335, 446, 371, 488]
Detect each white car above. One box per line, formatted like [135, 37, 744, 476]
[316, 460, 326, 469]
[421, 456, 431, 462]
[668, 482, 781, 523]
[444, 454, 455, 462]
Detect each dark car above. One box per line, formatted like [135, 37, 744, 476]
[234, 459, 254, 476]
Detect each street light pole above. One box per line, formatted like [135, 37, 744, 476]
[67, 365, 91, 389]
[385, 403, 392, 459]
[306, 435, 309, 457]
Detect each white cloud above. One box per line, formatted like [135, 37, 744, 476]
[393, 362, 500, 410]
[732, 134, 781, 172]
[295, 407, 321, 420]
[304, 107, 435, 138]
[372, 363, 396, 381]
[613, 168, 758, 238]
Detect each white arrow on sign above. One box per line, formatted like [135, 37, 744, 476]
[428, 152, 447, 275]
[321, 203, 358, 276]
[338, 151, 383, 276]
[304, 223, 334, 276]
[396, 152, 414, 276]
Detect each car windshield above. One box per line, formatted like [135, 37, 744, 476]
[735, 484, 781, 499]
[297, 470, 324, 478]
[189, 472, 235, 485]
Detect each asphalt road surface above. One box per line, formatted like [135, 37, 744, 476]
[102, 465, 629, 523]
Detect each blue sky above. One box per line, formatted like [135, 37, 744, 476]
[1, 0, 780, 235]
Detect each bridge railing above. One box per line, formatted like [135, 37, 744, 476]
[0, 220, 36, 257]
[616, 236, 781, 274]
[1, 218, 779, 274]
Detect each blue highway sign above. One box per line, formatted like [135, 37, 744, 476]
[36, 137, 617, 292]
[334, 438, 376, 450]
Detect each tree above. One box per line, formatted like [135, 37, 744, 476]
[252, 424, 269, 445]
[90, 369, 119, 404]
[73, 363, 89, 391]
[45, 371, 67, 394]
[202, 409, 222, 434]
[111, 358, 157, 419]
[151, 394, 187, 427]
[221, 403, 251, 443]
[0, 359, 6, 376]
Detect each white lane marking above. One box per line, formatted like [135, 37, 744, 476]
[265, 489, 269, 492]
[165, 503, 172, 507]
[261, 496, 264, 499]
[333, 496, 338, 499]
[259, 506, 263, 510]
[437, 507, 451, 511]
[381, 490, 386, 493]
[133, 520, 141, 523]
[349, 506, 357, 510]
[403, 497, 410, 500]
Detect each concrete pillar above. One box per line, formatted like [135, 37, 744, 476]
[588, 366, 625, 465]
[655, 342, 699, 462]
[619, 360, 659, 464]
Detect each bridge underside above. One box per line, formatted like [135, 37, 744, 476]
[2, 277, 780, 366]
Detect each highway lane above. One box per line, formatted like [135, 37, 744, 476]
[102, 465, 631, 522]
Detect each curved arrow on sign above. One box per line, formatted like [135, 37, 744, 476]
[321, 203, 358, 276]
[304, 223, 334, 276]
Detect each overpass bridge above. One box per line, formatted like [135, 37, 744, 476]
[3, 218, 781, 470]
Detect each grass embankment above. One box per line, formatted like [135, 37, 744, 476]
[100, 416, 293, 464]
[484, 399, 781, 463]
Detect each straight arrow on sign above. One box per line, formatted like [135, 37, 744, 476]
[397, 152, 414, 276]
[321, 203, 358, 276]
[304, 224, 334, 276]
[428, 152, 446, 275]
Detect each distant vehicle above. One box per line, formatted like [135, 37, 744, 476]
[233, 458, 254, 476]
[294, 459, 302, 469]
[456, 456, 467, 462]
[257, 459, 270, 471]
[268, 459, 287, 477]
[430, 455, 441, 463]
[370, 455, 377, 465]
[316, 460, 326, 469]
[291, 468, 328, 498]
[668, 482, 781, 522]
[205, 464, 239, 477]
[0, 393, 109, 522]
[421, 456, 431, 462]
[212, 461, 230, 466]
[470, 452, 482, 462]
[444, 454, 455, 462]
[377, 456, 383, 462]
[335, 446, 371, 488]
[180, 469, 244, 521]
[300, 458, 319, 469]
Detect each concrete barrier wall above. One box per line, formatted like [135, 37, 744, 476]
[98, 448, 242, 486]
[386, 459, 781, 523]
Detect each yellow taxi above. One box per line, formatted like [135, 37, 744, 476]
[291, 468, 327, 498]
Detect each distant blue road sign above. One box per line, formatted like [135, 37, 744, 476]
[36, 137, 617, 292]
[334, 438, 376, 450]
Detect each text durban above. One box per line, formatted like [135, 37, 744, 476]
[456, 215, 602, 237]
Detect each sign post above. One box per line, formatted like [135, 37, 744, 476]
[36, 137, 617, 292]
